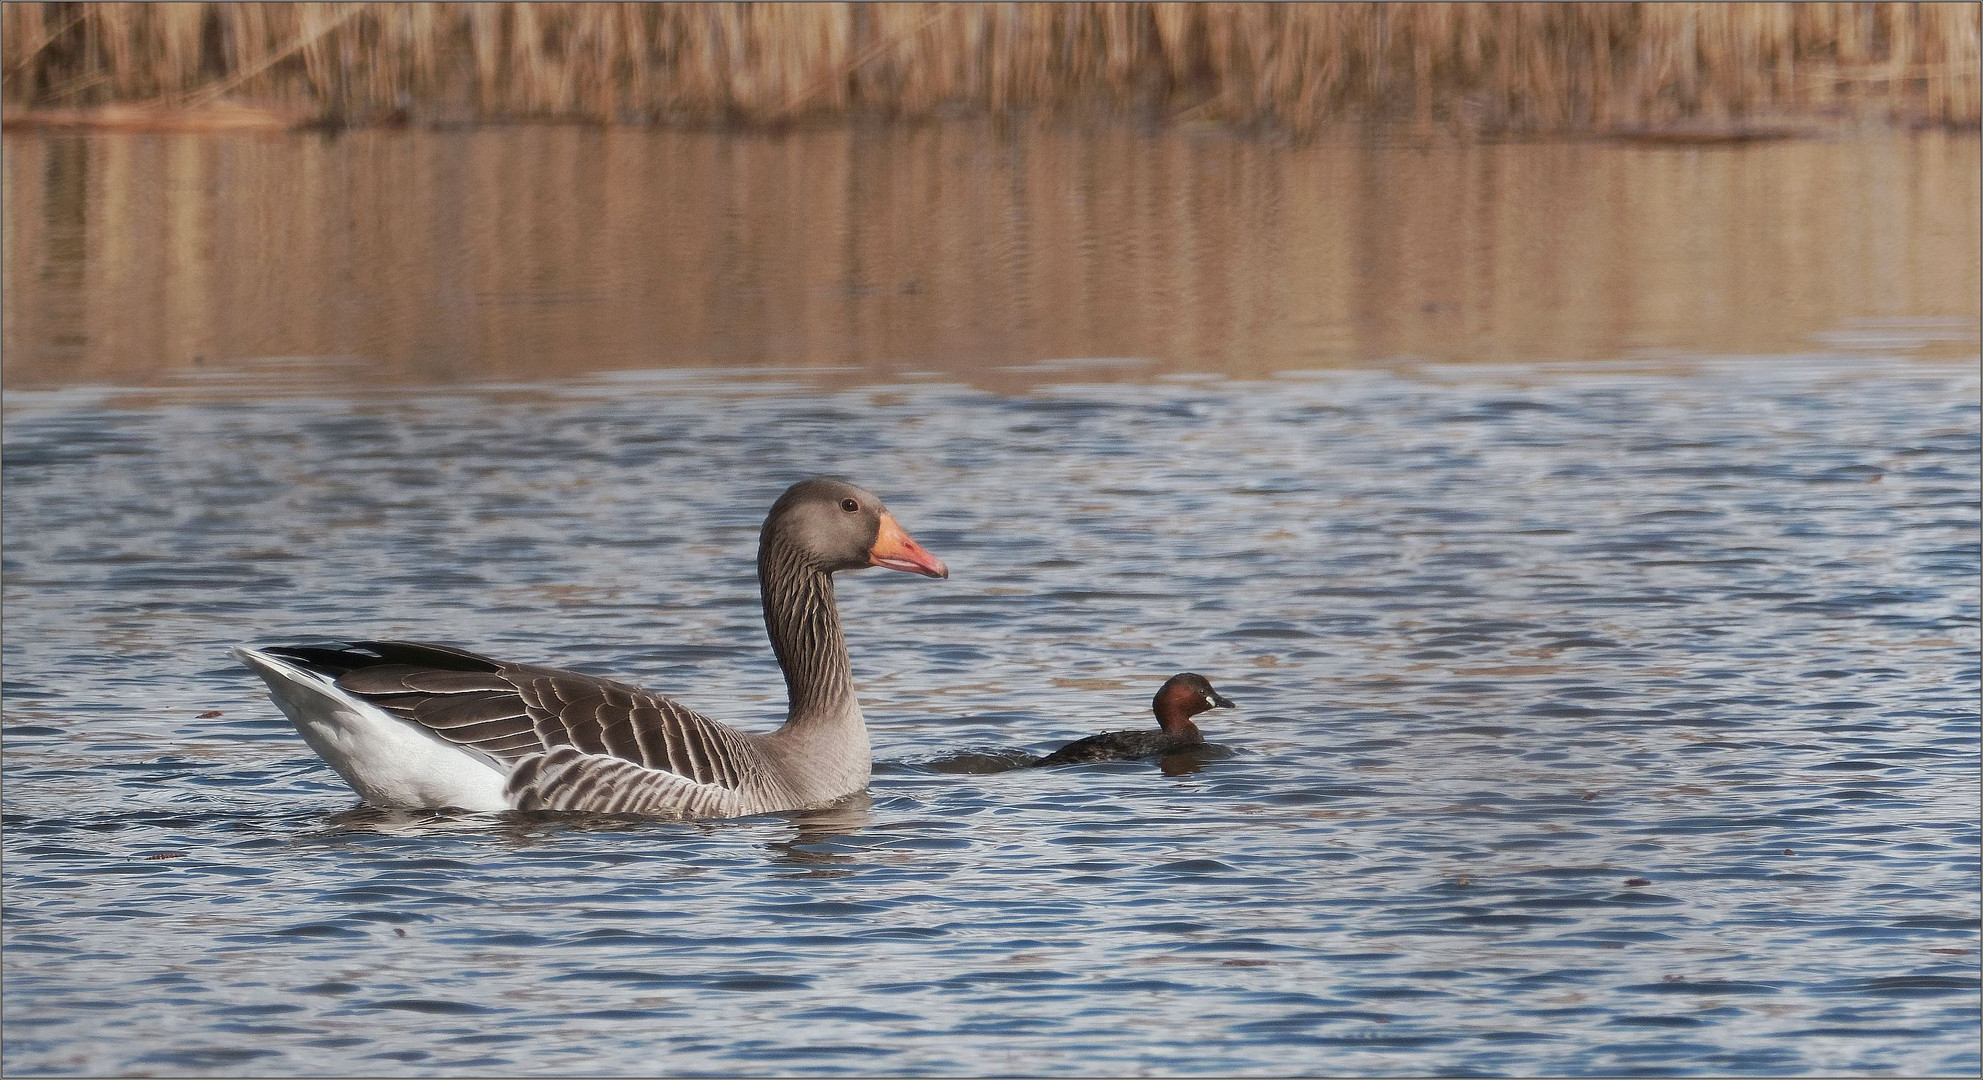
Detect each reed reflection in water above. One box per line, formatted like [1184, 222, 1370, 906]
[3, 125, 1977, 389]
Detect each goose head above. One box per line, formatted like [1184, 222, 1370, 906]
[1153, 672, 1235, 735]
[763, 478, 948, 579]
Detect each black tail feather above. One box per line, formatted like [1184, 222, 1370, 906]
[263, 640, 504, 678]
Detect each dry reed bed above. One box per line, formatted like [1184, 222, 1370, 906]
[3, 3, 1977, 134]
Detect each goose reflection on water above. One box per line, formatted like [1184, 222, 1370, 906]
[313, 792, 880, 878]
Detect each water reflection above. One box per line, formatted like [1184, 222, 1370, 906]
[767, 798, 877, 876]
[915, 748, 1045, 774]
[1156, 746, 1220, 776]
[3, 126, 1976, 391]
[784, 795, 876, 842]
[319, 804, 490, 836]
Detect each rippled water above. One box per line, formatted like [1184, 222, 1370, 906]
[4, 357, 1977, 1075]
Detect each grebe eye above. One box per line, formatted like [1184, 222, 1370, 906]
[841, 498, 860, 513]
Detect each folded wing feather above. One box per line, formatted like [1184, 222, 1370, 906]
[287, 640, 779, 815]
[506, 746, 745, 818]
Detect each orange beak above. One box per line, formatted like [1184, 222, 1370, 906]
[868, 512, 948, 579]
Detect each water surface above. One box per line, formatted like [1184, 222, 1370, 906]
[4, 359, 1977, 1075]
[2, 123, 1979, 1076]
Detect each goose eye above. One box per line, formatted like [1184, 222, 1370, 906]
[840, 498, 860, 513]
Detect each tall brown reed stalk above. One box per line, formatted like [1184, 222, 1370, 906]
[3, 3, 1976, 131]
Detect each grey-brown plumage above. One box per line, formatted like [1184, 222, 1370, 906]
[1032, 673, 1235, 767]
[236, 478, 948, 817]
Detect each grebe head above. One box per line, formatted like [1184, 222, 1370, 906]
[1152, 672, 1235, 735]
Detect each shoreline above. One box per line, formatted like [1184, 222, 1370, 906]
[2, 102, 1965, 145]
[6, 3, 1975, 138]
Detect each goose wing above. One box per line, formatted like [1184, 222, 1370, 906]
[503, 745, 749, 818]
[275, 640, 773, 801]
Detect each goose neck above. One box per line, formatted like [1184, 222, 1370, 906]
[758, 536, 858, 724]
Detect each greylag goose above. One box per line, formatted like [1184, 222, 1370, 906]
[234, 478, 947, 818]
[1031, 673, 1235, 766]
